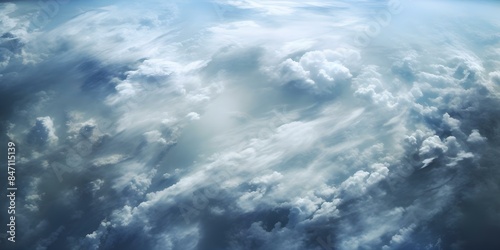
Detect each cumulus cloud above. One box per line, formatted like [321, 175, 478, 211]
[353, 65, 400, 108]
[275, 49, 354, 94]
[419, 135, 448, 157]
[467, 129, 487, 144]
[442, 113, 461, 131]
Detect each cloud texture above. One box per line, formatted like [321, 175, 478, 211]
[1, 0, 500, 249]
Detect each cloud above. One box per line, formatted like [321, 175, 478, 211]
[467, 129, 487, 144]
[419, 135, 448, 157]
[442, 113, 461, 131]
[382, 224, 416, 249]
[186, 112, 201, 121]
[353, 65, 399, 108]
[274, 49, 354, 94]
[27, 116, 58, 146]
[2, 0, 500, 250]
[489, 71, 500, 85]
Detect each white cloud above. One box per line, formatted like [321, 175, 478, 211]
[419, 135, 448, 158]
[143, 130, 167, 145]
[91, 154, 128, 167]
[353, 66, 400, 108]
[467, 129, 486, 144]
[442, 113, 461, 131]
[28, 116, 58, 146]
[186, 112, 200, 121]
[340, 163, 390, 198]
[383, 224, 416, 249]
[275, 49, 353, 94]
[490, 71, 500, 85]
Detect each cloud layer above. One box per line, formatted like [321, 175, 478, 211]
[1, 0, 500, 249]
